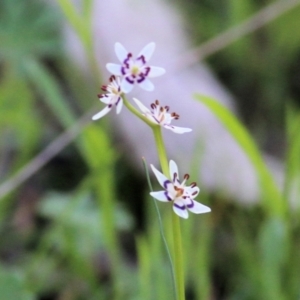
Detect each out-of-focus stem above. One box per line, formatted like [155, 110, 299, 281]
[152, 127, 185, 300]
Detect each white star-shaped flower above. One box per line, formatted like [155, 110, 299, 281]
[133, 98, 192, 134]
[150, 160, 211, 219]
[106, 42, 165, 93]
[92, 75, 123, 120]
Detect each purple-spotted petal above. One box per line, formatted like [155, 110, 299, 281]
[138, 78, 154, 91]
[116, 98, 123, 114]
[173, 199, 188, 219]
[169, 160, 179, 181]
[121, 79, 134, 93]
[148, 66, 166, 78]
[115, 43, 129, 62]
[106, 63, 122, 76]
[138, 42, 155, 61]
[185, 185, 200, 197]
[150, 164, 169, 188]
[150, 191, 172, 202]
[92, 105, 112, 120]
[184, 198, 211, 214]
[164, 125, 192, 134]
[133, 98, 151, 115]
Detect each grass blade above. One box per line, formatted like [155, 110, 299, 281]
[195, 95, 284, 217]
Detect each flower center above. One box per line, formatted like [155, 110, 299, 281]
[158, 111, 165, 123]
[174, 185, 184, 198]
[131, 65, 140, 75]
[111, 87, 119, 95]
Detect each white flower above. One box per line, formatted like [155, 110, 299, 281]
[133, 98, 192, 134]
[106, 42, 165, 93]
[92, 75, 123, 120]
[150, 160, 211, 219]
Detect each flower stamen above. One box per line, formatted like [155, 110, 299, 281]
[106, 42, 165, 93]
[92, 76, 124, 121]
[150, 160, 211, 219]
[133, 98, 192, 134]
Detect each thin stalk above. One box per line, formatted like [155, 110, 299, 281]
[122, 95, 156, 127]
[152, 127, 185, 300]
[142, 158, 176, 299]
[171, 211, 185, 300]
[152, 127, 169, 175]
[122, 97, 184, 298]
[56, 0, 100, 82]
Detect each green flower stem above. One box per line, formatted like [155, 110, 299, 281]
[152, 127, 185, 300]
[171, 210, 185, 300]
[123, 95, 185, 299]
[122, 95, 155, 127]
[142, 157, 176, 299]
[152, 127, 169, 175]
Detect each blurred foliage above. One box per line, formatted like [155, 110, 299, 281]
[0, 0, 62, 179]
[0, 0, 300, 299]
[0, 0, 61, 71]
[175, 0, 300, 153]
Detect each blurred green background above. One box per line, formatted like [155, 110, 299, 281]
[1, 0, 300, 299]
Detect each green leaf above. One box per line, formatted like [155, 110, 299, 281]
[258, 217, 288, 300]
[0, 0, 61, 65]
[56, 0, 92, 52]
[0, 267, 34, 300]
[284, 101, 300, 204]
[195, 95, 284, 217]
[56, 0, 83, 38]
[24, 58, 75, 128]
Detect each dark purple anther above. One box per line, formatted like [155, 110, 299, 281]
[144, 67, 150, 76]
[173, 172, 178, 182]
[137, 55, 146, 64]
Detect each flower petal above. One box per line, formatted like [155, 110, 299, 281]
[138, 42, 155, 61]
[184, 198, 211, 214]
[164, 125, 192, 134]
[115, 42, 128, 62]
[133, 98, 151, 115]
[173, 199, 189, 219]
[161, 113, 172, 124]
[150, 164, 169, 188]
[148, 66, 166, 77]
[150, 191, 172, 202]
[185, 185, 200, 197]
[106, 63, 122, 75]
[92, 105, 112, 120]
[116, 98, 123, 114]
[100, 95, 111, 105]
[169, 160, 179, 181]
[121, 79, 134, 93]
[138, 78, 154, 91]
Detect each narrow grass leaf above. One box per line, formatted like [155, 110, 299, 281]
[136, 235, 152, 300]
[195, 95, 284, 217]
[24, 58, 75, 128]
[284, 101, 300, 203]
[142, 157, 176, 300]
